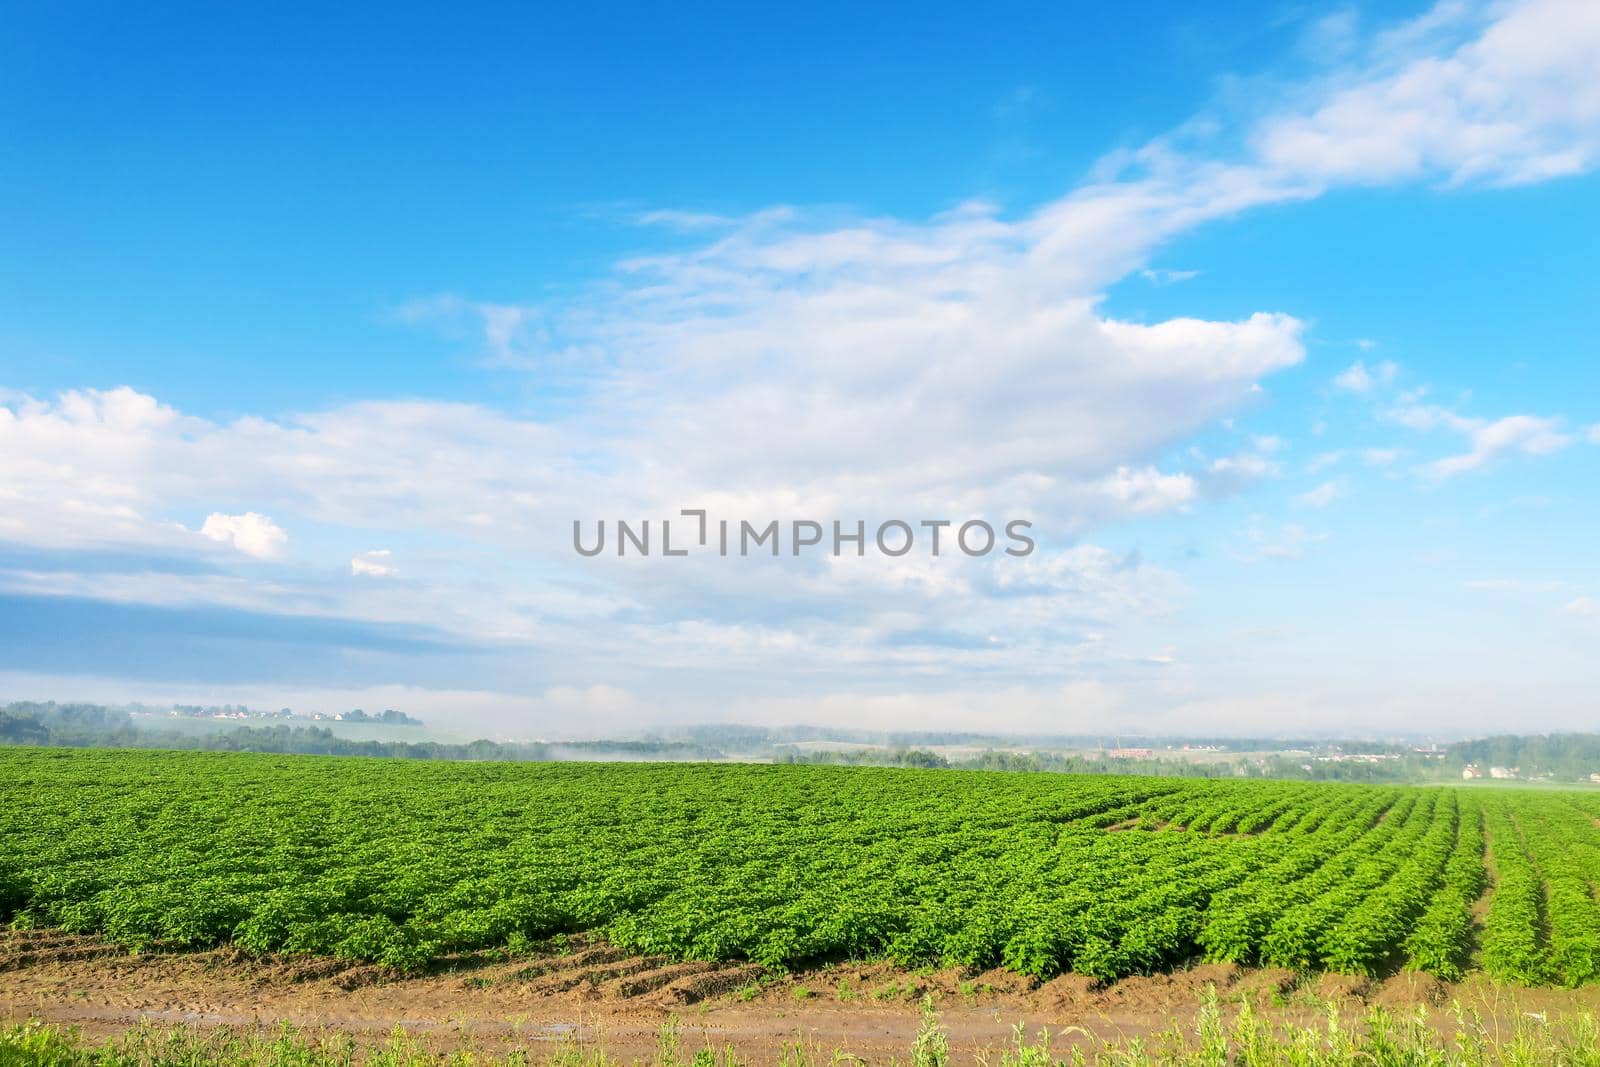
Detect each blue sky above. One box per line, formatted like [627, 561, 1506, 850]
[2, 0, 1598, 737]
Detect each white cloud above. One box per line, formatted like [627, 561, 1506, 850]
[351, 549, 397, 577]
[0, 387, 574, 555]
[386, 0, 1598, 537]
[1203, 451, 1279, 495]
[1296, 481, 1342, 508]
[1565, 596, 1597, 617]
[1139, 267, 1201, 285]
[1410, 411, 1574, 478]
[1588, 423, 1600, 444]
[634, 208, 746, 232]
[1390, 402, 1477, 435]
[1091, 466, 1198, 515]
[1333, 359, 1398, 393]
[199, 512, 287, 560]
[1253, 0, 1600, 187]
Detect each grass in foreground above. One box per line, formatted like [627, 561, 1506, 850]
[7, 994, 1600, 1067]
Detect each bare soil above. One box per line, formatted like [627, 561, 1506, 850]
[3, 929, 1597, 1060]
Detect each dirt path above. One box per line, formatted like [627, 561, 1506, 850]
[3, 929, 1597, 1059]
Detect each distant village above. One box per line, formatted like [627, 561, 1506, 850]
[1459, 762, 1600, 783]
[161, 704, 422, 726]
[1093, 740, 1600, 786]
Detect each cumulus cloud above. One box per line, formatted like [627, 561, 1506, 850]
[389, 0, 1599, 533]
[1565, 596, 1597, 617]
[351, 550, 397, 577]
[1089, 466, 1198, 516]
[8, 0, 1595, 560]
[1333, 359, 1398, 393]
[0, 387, 575, 554]
[199, 512, 287, 559]
[1396, 408, 1576, 478]
[1252, 0, 1600, 187]
[1201, 451, 1280, 496]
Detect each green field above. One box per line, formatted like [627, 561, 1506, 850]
[4, 747, 1600, 985]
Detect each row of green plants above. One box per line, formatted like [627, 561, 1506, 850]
[1403, 798, 1485, 981]
[4, 748, 1600, 984]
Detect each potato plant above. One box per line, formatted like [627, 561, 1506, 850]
[2, 748, 1597, 985]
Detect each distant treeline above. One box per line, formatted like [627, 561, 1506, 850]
[1451, 734, 1600, 779]
[338, 708, 423, 726]
[8, 701, 1600, 783]
[775, 742, 1600, 783]
[659, 722, 1410, 755]
[778, 746, 1263, 779]
[0, 703, 722, 762]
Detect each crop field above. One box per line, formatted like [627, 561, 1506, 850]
[5, 748, 1600, 988]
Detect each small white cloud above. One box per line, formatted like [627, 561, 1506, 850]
[1333, 359, 1398, 394]
[1208, 452, 1277, 481]
[1361, 447, 1402, 467]
[1422, 414, 1573, 479]
[1297, 481, 1341, 509]
[1194, 447, 1283, 498]
[1253, 434, 1286, 454]
[634, 208, 741, 231]
[199, 512, 286, 560]
[1139, 268, 1200, 285]
[352, 549, 397, 578]
[1588, 423, 1600, 444]
[1355, 338, 1378, 351]
[1093, 466, 1198, 514]
[1565, 597, 1597, 618]
[1334, 362, 1372, 393]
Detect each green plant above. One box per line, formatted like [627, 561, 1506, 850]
[911, 997, 946, 1067]
[8, 748, 1600, 989]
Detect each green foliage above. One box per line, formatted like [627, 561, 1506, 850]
[1480, 805, 1546, 985]
[6, 748, 1600, 988]
[912, 998, 947, 1067]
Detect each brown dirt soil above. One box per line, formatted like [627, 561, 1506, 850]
[1311, 973, 1372, 1003]
[1374, 971, 1450, 1009]
[1233, 966, 1300, 999]
[4, 928, 1600, 1060]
